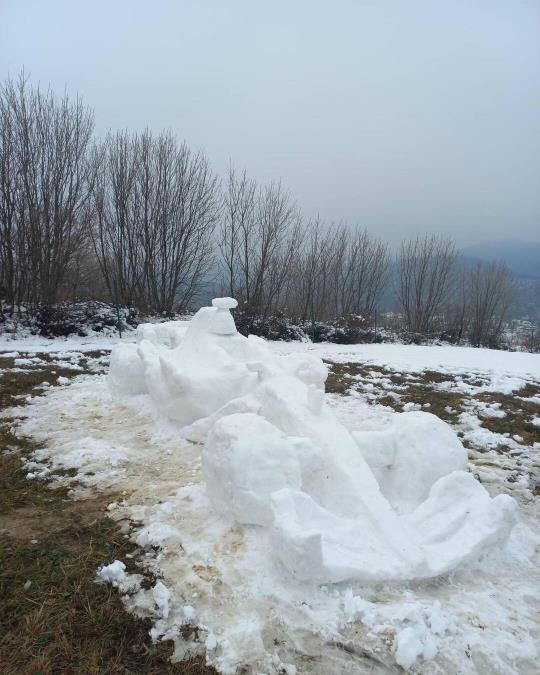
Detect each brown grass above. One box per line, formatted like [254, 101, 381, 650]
[325, 361, 465, 423]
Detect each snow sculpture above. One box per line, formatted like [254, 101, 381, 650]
[109, 298, 518, 583]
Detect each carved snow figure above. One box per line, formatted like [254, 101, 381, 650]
[109, 298, 518, 583]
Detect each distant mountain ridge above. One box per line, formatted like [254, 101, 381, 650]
[459, 240, 540, 279]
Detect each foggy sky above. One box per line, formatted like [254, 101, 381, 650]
[1, 0, 539, 247]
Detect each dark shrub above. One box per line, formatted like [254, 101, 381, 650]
[35, 301, 138, 338]
[234, 310, 307, 342]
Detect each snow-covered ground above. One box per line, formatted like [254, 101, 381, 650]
[2, 331, 538, 380]
[0, 331, 135, 355]
[2, 331, 540, 674]
[272, 341, 540, 387]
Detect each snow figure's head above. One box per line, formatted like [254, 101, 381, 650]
[182, 297, 240, 344]
[211, 297, 238, 335]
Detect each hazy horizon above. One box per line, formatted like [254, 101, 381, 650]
[1, 0, 539, 248]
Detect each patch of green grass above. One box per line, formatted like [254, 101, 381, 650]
[0, 528, 213, 674]
[396, 385, 465, 424]
[325, 359, 540, 460]
[325, 360, 465, 423]
[473, 388, 540, 447]
[0, 440, 71, 514]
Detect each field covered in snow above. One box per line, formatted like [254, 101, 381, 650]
[1, 326, 539, 675]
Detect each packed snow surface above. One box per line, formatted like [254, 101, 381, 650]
[271, 341, 540, 394]
[3, 306, 539, 674]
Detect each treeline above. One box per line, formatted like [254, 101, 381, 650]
[0, 75, 517, 348]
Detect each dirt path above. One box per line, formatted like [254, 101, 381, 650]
[0, 351, 215, 675]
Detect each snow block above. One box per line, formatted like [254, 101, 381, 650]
[108, 342, 146, 396]
[203, 413, 302, 526]
[353, 411, 468, 514]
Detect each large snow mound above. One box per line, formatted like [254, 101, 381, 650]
[108, 299, 518, 583]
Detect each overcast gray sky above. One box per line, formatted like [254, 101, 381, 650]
[1, 0, 539, 247]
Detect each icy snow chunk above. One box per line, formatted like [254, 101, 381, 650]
[407, 471, 518, 574]
[343, 590, 452, 670]
[135, 324, 259, 427]
[152, 581, 170, 618]
[271, 488, 424, 583]
[203, 413, 302, 526]
[98, 559, 127, 584]
[212, 616, 266, 675]
[212, 297, 238, 309]
[394, 626, 425, 669]
[136, 521, 182, 548]
[402, 401, 421, 412]
[109, 342, 146, 396]
[392, 600, 449, 669]
[183, 604, 197, 621]
[97, 560, 142, 593]
[205, 633, 218, 651]
[211, 296, 238, 334]
[270, 467, 516, 583]
[136, 321, 188, 348]
[282, 353, 328, 388]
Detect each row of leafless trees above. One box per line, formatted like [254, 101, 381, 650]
[395, 235, 514, 346]
[219, 167, 389, 321]
[0, 75, 220, 313]
[0, 75, 516, 346]
[219, 170, 515, 346]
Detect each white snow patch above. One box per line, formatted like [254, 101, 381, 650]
[152, 581, 171, 618]
[97, 560, 142, 593]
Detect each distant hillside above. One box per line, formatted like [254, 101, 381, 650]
[459, 240, 540, 278]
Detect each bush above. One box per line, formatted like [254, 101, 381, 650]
[302, 314, 383, 344]
[234, 310, 308, 342]
[34, 301, 138, 338]
[233, 311, 386, 344]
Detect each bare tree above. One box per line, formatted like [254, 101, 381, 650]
[328, 225, 388, 320]
[396, 234, 456, 336]
[219, 164, 256, 298]
[0, 74, 94, 307]
[91, 131, 140, 307]
[219, 167, 303, 316]
[443, 264, 470, 343]
[467, 261, 513, 347]
[251, 181, 303, 314]
[92, 130, 219, 314]
[289, 219, 336, 322]
[0, 82, 25, 311]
